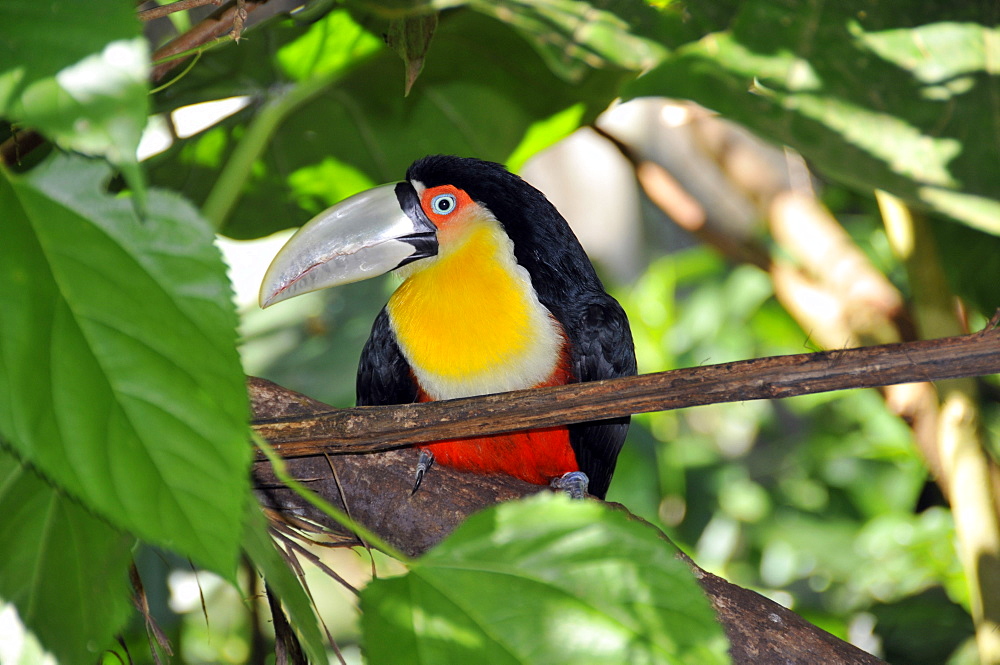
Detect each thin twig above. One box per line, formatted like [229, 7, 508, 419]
[273, 534, 346, 665]
[273, 531, 360, 597]
[325, 452, 376, 578]
[232, 0, 248, 42]
[138, 0, 223, 22]
[252, 325, 1000, 459]
[149, 49, 203, 93]
[255, 433, 411, 561]
[151, 0, 268, 82]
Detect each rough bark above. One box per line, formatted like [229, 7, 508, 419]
[249, 380, 911, 665]
[693, 563, 885, 665]
[251, 377, 539, 557]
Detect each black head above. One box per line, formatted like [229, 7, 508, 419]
[405, 155, 604, 302]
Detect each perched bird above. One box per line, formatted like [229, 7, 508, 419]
[260, 155, 635, 499]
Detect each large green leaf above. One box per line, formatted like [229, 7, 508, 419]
[0, 153, 250, 575]
[361, 494, 730, 665]
[0, 0, 148, 204]
[625, 0, 1000, 233]
[455, 0, 673, 82]
[0, 447, 134, 665]
[352, 0, 679, 81]
[148, 9, 625, 238]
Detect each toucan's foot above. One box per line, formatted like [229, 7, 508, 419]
[551, 471, 589, 499]
[412, 449, 435, 495]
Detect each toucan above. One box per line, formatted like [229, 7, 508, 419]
[259, 155, 636, 499]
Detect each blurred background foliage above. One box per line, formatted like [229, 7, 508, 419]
[3, 0, 999, 663]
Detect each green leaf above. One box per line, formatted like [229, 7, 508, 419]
[356, 0, 680, 81]
[242, 503, 328, 665]
[0, 0, 149, 205]
[0, 153, 250, 576]
[458, 0, 672, 82]
[0, 0, 137, 107]
[275, 9, 385, 83]
[361, 494, 730, 665]
[148, 9, 625, 238]
[0, 446, 134, 664]
[506, 103, 587, 172]
[625, 1, 1000, 233]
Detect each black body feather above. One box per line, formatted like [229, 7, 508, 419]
[357, 308, 418, 407]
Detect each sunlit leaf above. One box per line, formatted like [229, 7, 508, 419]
[0, 153, 250, 575]
[626, 2, 1000, 232]
[506, 103, 586, 172]
[287, 156, 379, 214]
[456, 0, 673, 81]
[349, 0, 681, 81]
[361, 494, 730, 664]
[0, 0, 149, 204]
[275, 9, 383, 82]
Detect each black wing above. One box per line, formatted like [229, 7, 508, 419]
[356, 307, 419, 407]
[564, 295, 637, 499]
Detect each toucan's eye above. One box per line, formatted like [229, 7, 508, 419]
[431, 193, 457, 215]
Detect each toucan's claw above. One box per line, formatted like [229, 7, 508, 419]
[551, 471, 590, 499]
[412, 449, 435, 495]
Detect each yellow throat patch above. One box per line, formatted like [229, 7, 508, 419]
[386, 220, 563, 400]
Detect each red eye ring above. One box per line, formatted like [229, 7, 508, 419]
[420, 185, 473, 227]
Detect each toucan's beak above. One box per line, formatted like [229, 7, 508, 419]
[259, 182, 437, 308]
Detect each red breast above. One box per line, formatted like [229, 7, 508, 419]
[416, 352, 577, 484]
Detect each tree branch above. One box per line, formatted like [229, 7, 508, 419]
[251, 324, 997, 664]
[252, 323, 1000, 460]
[150, 0, 269, 82]
[138, 0, 225, 23]
[250, 377, 889, 664]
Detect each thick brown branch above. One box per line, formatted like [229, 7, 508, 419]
[693, 562, 885, 664]
[252, 325, 1000, 460]
[250, 379, 887, 664]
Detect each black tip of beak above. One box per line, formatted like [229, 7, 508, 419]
[394, 181, 439, 266]
[397, 232, 438, 267]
